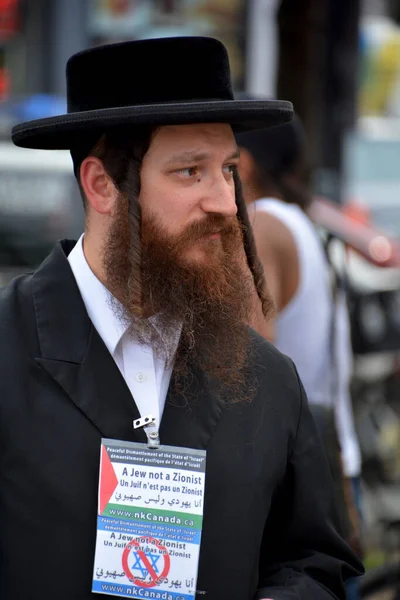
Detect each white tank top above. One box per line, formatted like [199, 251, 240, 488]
[253, 198, 334, 406]
[252, 198, 361, 476]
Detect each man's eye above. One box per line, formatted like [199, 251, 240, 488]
[223, 165, 235, 175]
[177, 167, 197, 177]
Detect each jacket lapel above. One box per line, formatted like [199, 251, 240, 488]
[159, 364, 225, 450]
[32, 241, 146, 444]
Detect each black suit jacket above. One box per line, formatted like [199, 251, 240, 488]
[0, 240, 362, 599]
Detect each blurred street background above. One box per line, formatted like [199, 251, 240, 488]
[2, 1, 400, 596]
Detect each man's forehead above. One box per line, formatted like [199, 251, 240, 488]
[148, 122, 237, 158]
[157, 122, 234, 135]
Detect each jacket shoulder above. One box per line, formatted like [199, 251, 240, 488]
[249, 328, 299, 385]
[0, 270, 33, 309]
[0, 271, 36, 346]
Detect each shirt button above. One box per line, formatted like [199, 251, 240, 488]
[136, 372, 146, 383]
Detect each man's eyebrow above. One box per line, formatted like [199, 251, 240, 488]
[226, 148, 241, 161]
[165, 147, 240, 165]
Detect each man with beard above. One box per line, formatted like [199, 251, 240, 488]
[0, 37, 362, 599]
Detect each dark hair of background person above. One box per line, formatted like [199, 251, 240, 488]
[237, 115, 313, 211]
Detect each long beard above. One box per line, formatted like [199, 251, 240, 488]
[102, 197, 256, 403]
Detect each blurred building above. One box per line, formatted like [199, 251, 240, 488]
[0, 0, 250, 100]
[0, 0, 87, 97]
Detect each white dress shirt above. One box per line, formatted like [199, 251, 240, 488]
[68, 235, 179, 441]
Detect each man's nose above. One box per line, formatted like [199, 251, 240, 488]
[200, 176, 238, 217]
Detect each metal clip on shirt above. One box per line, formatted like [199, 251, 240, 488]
[147, 430, 161, 449]
[133, 415, 160, 449]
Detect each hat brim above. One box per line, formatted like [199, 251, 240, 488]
[11, 99, 293, 150]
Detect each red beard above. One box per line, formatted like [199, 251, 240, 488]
[103, 199, 256, 402]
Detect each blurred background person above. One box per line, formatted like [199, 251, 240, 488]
[237, 117, 363, 599]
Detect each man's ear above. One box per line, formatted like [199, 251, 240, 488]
[80, 156, 118, 215]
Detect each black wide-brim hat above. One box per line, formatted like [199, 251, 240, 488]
[12, 37, 293, 150]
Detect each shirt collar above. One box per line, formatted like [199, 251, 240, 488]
[68, 234, 128, 357]
[68, 235, 181, 357]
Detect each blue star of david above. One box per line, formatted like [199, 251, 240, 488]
[132, 551, 160, 578]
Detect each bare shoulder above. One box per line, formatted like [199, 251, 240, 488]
[250, 209, 296, 255]
[248, 207, 300, 310]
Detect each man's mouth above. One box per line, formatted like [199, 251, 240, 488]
[207, 230, 222, 240]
